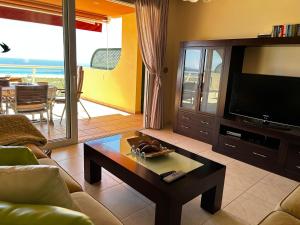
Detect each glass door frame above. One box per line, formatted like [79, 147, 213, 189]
[179, 47, 205, 111]
[47, 0, 78, 148]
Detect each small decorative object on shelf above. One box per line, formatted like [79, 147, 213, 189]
[272, 24, 300, 37]
[257, 33, 272, 38]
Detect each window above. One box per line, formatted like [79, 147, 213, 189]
[90, 48, 121, 70]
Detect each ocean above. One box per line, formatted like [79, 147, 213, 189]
[0, 58, 87, 77]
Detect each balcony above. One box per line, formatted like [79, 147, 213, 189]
[0, 63, 143, 142]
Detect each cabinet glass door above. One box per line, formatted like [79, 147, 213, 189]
[180, 49, 203, 109]
[199, 48, 224, 114]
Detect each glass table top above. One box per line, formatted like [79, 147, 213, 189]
[124, 151, 203, 175]
[97, 133, 204, 175]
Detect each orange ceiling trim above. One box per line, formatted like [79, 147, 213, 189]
[0, 0, 108, 22]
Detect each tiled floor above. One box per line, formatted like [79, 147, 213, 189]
[30, 99, 143, 141]
[52, 128, 299, 225]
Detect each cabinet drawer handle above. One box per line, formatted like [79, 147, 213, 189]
[252, 152, 267, 158]
[181, 125, 190, 129]
[182, 116, 190, 120]
[200, 120, 209, 125]
[199, 130, 208, 135]
[225, 143, 236, 148]
[296, 166, 300, 169]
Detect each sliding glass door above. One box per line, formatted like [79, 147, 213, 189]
[0, 0, 78, 147]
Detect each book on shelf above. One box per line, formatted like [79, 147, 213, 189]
[272, 24, 300, 37]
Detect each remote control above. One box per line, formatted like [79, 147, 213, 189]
[163, 171, 186, 183]
[160, 170, 176, 179]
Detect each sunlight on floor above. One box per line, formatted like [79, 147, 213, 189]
[53, 99, 130, 120]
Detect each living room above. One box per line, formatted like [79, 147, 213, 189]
[0, 0, 299, 225]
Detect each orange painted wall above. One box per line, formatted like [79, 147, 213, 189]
[81, 13, 142, 114]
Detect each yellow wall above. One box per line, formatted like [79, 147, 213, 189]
[243, 46, 300, 77]
[81, 13, 142, 114]
[165, 0, 300, 124]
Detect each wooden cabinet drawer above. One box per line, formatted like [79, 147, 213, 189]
[178, 111, 215, 128]
[286, 145, 300, 174]
[218, 135, 244, 158]
[177, 121, 212, 144]
[246, 145, 278, 168]
[218, 135, 278, 168]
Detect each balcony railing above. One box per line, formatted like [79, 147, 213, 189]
[0, 64, 65, 88]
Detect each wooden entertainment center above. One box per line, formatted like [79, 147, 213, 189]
[173, 37, 300, 181]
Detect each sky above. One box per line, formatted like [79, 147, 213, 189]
[185, 49, 222, 71]
[0, 17, 122, 65]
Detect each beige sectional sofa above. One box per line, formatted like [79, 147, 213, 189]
[259, 185, 300, 225]
[26, 144, 300, 225]
[25, 144, 122, 225]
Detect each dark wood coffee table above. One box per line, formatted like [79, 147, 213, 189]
[84, 131, 225, 225]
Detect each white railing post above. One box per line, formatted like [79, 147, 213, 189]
[32, 68, 36, 83]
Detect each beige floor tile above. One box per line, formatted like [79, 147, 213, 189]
[122, 183, 154, 206]
[260, 173, 299, 192]
[203, 211, 249, 225]
[57, 156, 84, 177]
[140, 128, 184, 144]
[221, 183, 245, 208]
[174, 137, 212, 154]
[89, 184, 148, 220]
[122, 206, 155, 225]
[73, 172, 120, 193]
[52, 143, 84, 162]
[102, 169, 123, 184]
[224, 192, 274, 225]
[224, 170, 261, 193]
[181, 196, 212, 225]
[226, 160, 269, 184]
[246, 180, 297, 207]
[198, 151, 235, 165]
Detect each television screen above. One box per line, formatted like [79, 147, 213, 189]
[229, 73, 300, 127]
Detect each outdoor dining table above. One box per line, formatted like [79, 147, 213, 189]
[1, 83, 57, 123]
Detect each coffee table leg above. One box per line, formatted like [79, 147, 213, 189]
[84, 157, 102, 184]
[155, 202, 182, 225]
[201, 182, 224, 213]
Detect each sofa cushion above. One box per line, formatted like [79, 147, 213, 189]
[0, 165, 76, 210]
[0, 201, 94, 225]
[259, 211, 300, 225]
[38, 158, 83, 193]
[25, 143, 48, 159]
[0, 146, 39, 165]
[278, 185, 300, 219]
[71, 192, 122, 225]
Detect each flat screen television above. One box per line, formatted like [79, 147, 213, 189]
[229, 73, 300, 128]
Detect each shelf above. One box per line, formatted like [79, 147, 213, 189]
[220, 125, 280, 150]
[220, 117, 300, 142]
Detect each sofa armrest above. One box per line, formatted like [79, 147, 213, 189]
[25, 144, 48, 159]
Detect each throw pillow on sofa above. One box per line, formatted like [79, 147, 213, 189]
[0, 165, 76, 210]
[0, 146, 39, 165]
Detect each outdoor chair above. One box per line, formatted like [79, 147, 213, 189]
[55, 66, 91, 124]
[11, 84, 49, 123]
[0, 79, 10, 113]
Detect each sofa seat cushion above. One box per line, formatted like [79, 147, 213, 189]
[38, 158, 83, 193]
[259, 211, 300, 225]
[0, 201, 94, 225]
[25, 143, 48, 159]
[277, 185, 300, 219]
[71, 192, 122, 225]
